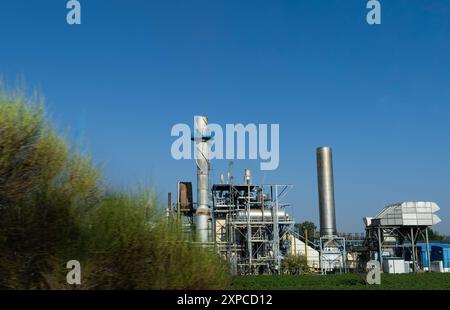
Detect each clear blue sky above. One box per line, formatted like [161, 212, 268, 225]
[1, 0, 449, 234]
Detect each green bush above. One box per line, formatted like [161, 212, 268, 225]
[282, 255, 310, 276]
[80, 192, 229, 289]
[0, 89, 229, 290]
[0, 91, 101, 289]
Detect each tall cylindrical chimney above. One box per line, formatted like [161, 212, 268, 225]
[194, 116, 210, 242]
[316, 146, 337, 237]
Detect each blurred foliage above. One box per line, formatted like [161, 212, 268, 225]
[419, 229, 445, 242]
[0, 88, 229, 290]
[80, 192, 229, 289]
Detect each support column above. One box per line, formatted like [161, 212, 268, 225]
[246, 184, 252, 270]
[411, 227, 416, 273]
[319, 238, 324, 275]
[273, 185, 281, 274]
[425, 227, 431, 273]
[378, 227, 383, 268]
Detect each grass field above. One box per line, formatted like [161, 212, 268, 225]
[231, 273, 450, 290]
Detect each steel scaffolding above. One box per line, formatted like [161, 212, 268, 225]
[211, 183, 294, 275]
[364, 225, 431, 273]
[319, 236, 347, 274]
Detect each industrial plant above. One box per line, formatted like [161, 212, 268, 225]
[166, 115, 447, 276]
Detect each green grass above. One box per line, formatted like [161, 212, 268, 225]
[231, 273, 450, 290]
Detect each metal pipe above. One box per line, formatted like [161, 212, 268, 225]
[316, 146, 338, 236]
[289, 234, 293, 256]
[244, 168, 252, 184]
[246, 183, 252, 267]
[166, 192, 172, 220]
[194, 115, 210, 242]
[177, 182, 180, 224]
[273, 185, 281, 274]
[304, 229, 308, 262]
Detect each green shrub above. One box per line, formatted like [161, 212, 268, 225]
[80, 192, 229, 289]
[282, 255, 310, 275]
[0, 88, 229, 290]
[0, 90, 101, 289]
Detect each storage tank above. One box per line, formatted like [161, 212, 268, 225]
[236, 209, 290, 221]
[316, 146, 338, 237]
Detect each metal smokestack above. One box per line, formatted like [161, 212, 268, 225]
[244, 168, 252, 185]
[316, 146, 337, 237]
[194, 116, 210, 242]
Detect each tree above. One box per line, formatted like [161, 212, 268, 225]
[419, 229, 445, 242]
[294, 221, 317, 242]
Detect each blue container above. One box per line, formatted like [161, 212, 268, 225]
[415, 243, 450, 269]
[431, 245, 450, 269]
